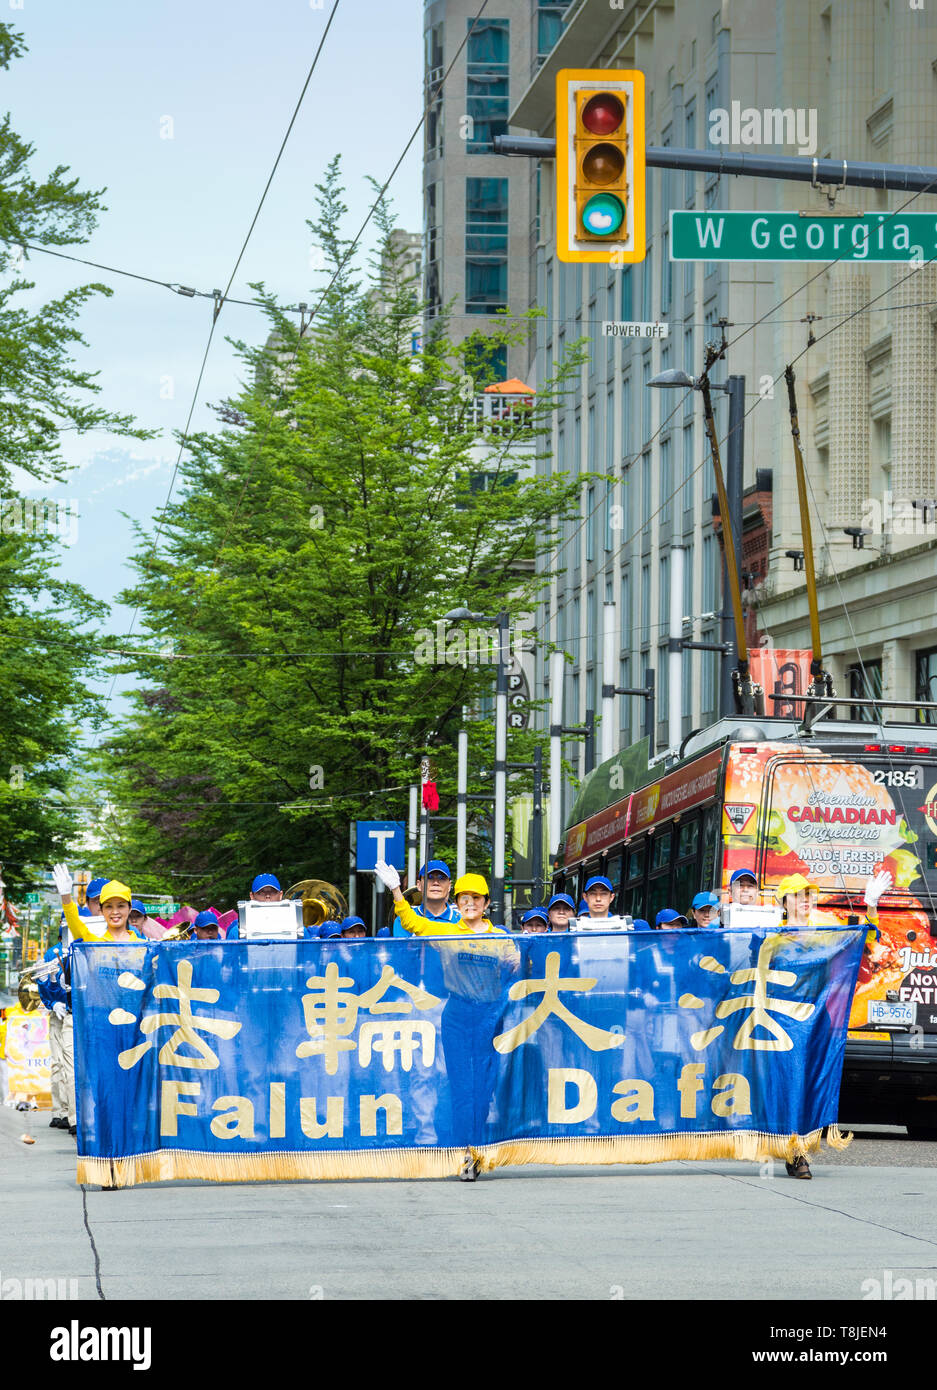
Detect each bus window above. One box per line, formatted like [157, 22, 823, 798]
[646, 876, 672, 924]
[606, 848, 624, 911]
[677, 818, 699, 862]
[672, 813, 703, 916]
[673, 859, 698, 917]
[651, 828, 672, 872]
[701, 803, 720, 890]
[623, 841, 647, 917]
[647, 828, 674, 922]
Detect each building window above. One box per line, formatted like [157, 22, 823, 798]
[702, 532, 717, 612]
[660, 435, 673, 525]
[619, 655, 631, 736]
[621, 375, 632, 463]
[660, 554, 670, 637]
[641, 563, 650, 644]
[848, 660, 882, 722]
[465, 177, 508, 313]
[536, 0, 573, 65]
[466, 19, 509, 154]
[425, 182, 441, 318]
[586, 485, 595, 563]
[682, 423, 695, 513]
[605, 389, 615, 473]
[621, 266, 633, 321]
[642, 355, 652, 444]
[642, 246, 653, 321]
[641, 451, 651, 538]
[916, 648, 937, 724]
[424, 24, 444, 160]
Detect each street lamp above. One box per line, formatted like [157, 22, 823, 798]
[649, 368, 745, 720]
[440, 607, 510, 924]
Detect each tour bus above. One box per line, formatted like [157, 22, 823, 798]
[554, 710, 937, 1135]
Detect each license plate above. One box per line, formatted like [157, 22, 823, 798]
[867, 1000, 916, 1027]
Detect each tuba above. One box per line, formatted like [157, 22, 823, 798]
[162, 919, 193, 942]
[286, 880, 348, 931]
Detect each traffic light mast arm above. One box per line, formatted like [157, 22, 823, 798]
[495, 137, 937, 195]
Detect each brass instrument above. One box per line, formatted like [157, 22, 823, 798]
[162, 919, 193, 942]
[285, 879, 348, 930]
[16, 955, 65, 1012]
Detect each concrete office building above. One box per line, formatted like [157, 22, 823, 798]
[506, 0, 937, 845]
[423, 0, 575, 380]
[755, 1, 937, 724]
[512, 0, 779, 834]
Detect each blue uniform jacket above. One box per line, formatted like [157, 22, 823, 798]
[37, 943, 70, 1011]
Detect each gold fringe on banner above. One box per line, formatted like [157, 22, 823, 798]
[824, 1123, 854, 1150]
[472, 1126, 852, 1172]
[76, 1146, 467, 1189]
[76, 1128, 853, 1187]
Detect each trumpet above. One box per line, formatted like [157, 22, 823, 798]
[285, 879, 348, 930]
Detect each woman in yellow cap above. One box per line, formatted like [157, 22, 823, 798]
[373, 860, 517, 1180]
[773, 868, 891, 1179]
[374, 861, 508, 938]
[52, 864, 143, 943]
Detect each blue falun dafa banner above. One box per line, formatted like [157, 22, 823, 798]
[71, 927, 865, 1186]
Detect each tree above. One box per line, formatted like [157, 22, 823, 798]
[97, 160, 586, 908]
[0, 23, 153, 893]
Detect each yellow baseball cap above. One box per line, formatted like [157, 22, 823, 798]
[775, 874, 817, 901]
[453, 873, 490, 899]
[99, 880, 132, 905]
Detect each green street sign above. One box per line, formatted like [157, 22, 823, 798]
[670, 210, 937, 263]
[24, 893, 40, 905]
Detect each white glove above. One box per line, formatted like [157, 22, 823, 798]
[52, 1001, 68, 1021]
[373, 859, 400, 891]
[52, 863, 72, 898]
[864, 869, 893, 910]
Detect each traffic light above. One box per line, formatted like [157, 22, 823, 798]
[555, 68, 645, 265]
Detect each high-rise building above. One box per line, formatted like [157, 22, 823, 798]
[513, 0, 778, 831]
[423, 0, 575, 380]
[508, 0, 937, 839]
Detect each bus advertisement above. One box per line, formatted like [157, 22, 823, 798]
[555, 719, 937, 1133]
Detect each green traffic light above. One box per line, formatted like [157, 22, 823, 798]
[581, 192, 625, 237]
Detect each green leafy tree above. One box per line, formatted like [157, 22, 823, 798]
[0, 23, 153, 894]
[98, 160, 586, 910]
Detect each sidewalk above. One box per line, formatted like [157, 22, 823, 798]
[4, 1097, 937, 1300]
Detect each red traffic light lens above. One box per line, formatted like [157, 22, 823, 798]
[581, 142, 625, 185]
[581, 93, 624, 135]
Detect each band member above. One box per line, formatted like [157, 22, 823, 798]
[52, 866, 142, 944]
[520, 907, 549, 933]
[225, 874, 284, 939]
[546, 893, 576, 932]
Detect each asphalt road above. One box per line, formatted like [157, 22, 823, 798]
[5, 1100, 937, 1303]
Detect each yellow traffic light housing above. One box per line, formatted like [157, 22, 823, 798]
[556, 68, 646, 264]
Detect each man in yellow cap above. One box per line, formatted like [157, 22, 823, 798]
[52, 864, 143, 944]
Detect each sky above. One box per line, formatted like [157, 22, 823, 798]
[3, 0, 423, 726]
